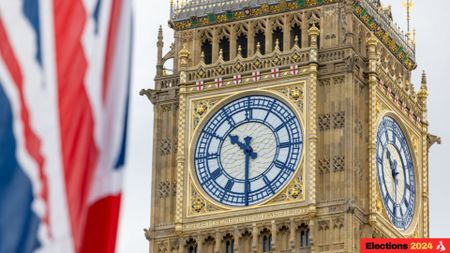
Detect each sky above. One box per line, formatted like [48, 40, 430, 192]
[116, 0, 450, 252]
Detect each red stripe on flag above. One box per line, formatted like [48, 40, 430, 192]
[53, 1, 98, 251]
[80, 195, 122, 253]
[102, 0, 123, 103]
[0, 17, 51, 235]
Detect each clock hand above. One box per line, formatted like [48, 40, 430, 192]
[387, 150, 400, 181]
[229, 135, 258, 206]
[244, 148, 250, 206]
[229, 135, 258, 159]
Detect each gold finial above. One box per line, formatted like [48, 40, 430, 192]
[402, 0, 414, 35]
[413, 28, 417, 45]
[418, 70, 428, 99]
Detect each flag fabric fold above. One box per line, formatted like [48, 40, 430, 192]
[0, 1, 133, 252]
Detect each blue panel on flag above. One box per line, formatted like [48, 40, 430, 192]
[22, 0, 42, 66]
[93, 0, 103, 34]
[0, 84, 41, 253]
[114, 18, 133, 170]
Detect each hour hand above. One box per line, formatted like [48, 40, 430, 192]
[229, 135, 245, 149]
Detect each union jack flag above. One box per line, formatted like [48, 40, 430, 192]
[0, 1, 133, 253]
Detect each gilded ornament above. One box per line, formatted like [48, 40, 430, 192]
[376, 100, 382, 114]
[195, 103, 208, 116]
[192, 197, 205, 213]
[376, 198, 382, 212]
[290, 87, 303, 100]
[260, 3, 270, 13]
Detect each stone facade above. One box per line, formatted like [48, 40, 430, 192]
[142, 0, 431, 252]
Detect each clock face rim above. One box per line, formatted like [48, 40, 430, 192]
[375, 114, 417, 231]
[190, 92, 305, 209]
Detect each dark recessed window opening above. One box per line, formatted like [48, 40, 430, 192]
[272, 27, 284, 51]
[201, 39, 212, 64]
[219, 37, 230, 61]
[290, 23, 302, 48]
[254, 30, 266, 54]
[237, 33, 248, 58]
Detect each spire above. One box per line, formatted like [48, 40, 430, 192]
[157, 25, 164, 76]
[418, 70, 428, 101]
[402, 0, 414, 39]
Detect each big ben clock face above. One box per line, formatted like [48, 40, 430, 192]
[376, 116, 416, 230]
[194, 95, 303, 207]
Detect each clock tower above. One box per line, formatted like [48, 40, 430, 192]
[141, 0, 435, 252]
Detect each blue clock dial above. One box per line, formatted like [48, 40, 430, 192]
[194, 95, 303, 207]
[376, 116, 416, 231]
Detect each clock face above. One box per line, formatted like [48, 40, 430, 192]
[194, 95, 303, 207]
[376, 116, 416, 230]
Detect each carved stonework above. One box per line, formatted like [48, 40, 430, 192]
[277, 84, 305, 111]
[318, 114, 331, 131]
[332, 112, 345, 129]
[159, 181, 172, 198]
[160, 138, 172, 156]
[333, 217, 344, 229]
[318, 158, 330, 174]
[318, 220, 330, 231]
[192, 99, 220, 130]
[332, 156, 345, 172]
[272, 170, 305, 203]
[190, 187, 221, 215]
[158, 241, 169, 253]
[319, 78, 331, 87]
[160, 104, 172, 113]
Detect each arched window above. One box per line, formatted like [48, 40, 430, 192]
[225, 239, 234, 253]
[186, 238, 198, 253]
[188, 245, 197, 253]
[299, 224, 310, 248]
[237, 33, 248, 58]
[290, 23, 302, 48]
[272, 26, 284, 51]
[254, 29, 266, 54]
[201, 39, 212, 64]
[219, 36, 230, 61]
[262, 234, 272, 252]
[223, 233, 235, 253]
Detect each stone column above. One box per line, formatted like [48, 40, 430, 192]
[289, 218, 296, 252]
[418, 71, 429, 237]
[252, 224, 259, 253]
[271, 220, 278, 253]
[283, 15, 290, 51]
[230, 25, 237, 60]
[234, 227, 240, 253]
[307, 24, 319, 212]
[197, 235, 204, 253]
[212, 28, 219, 63]
[214, 231, 221, 253]
[178, 238, 185, 253]
[175, 44, 190, 233]
[265, 18, 273, 54]
[366, 34, 379, 227]
[248, 22, 254, 57]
